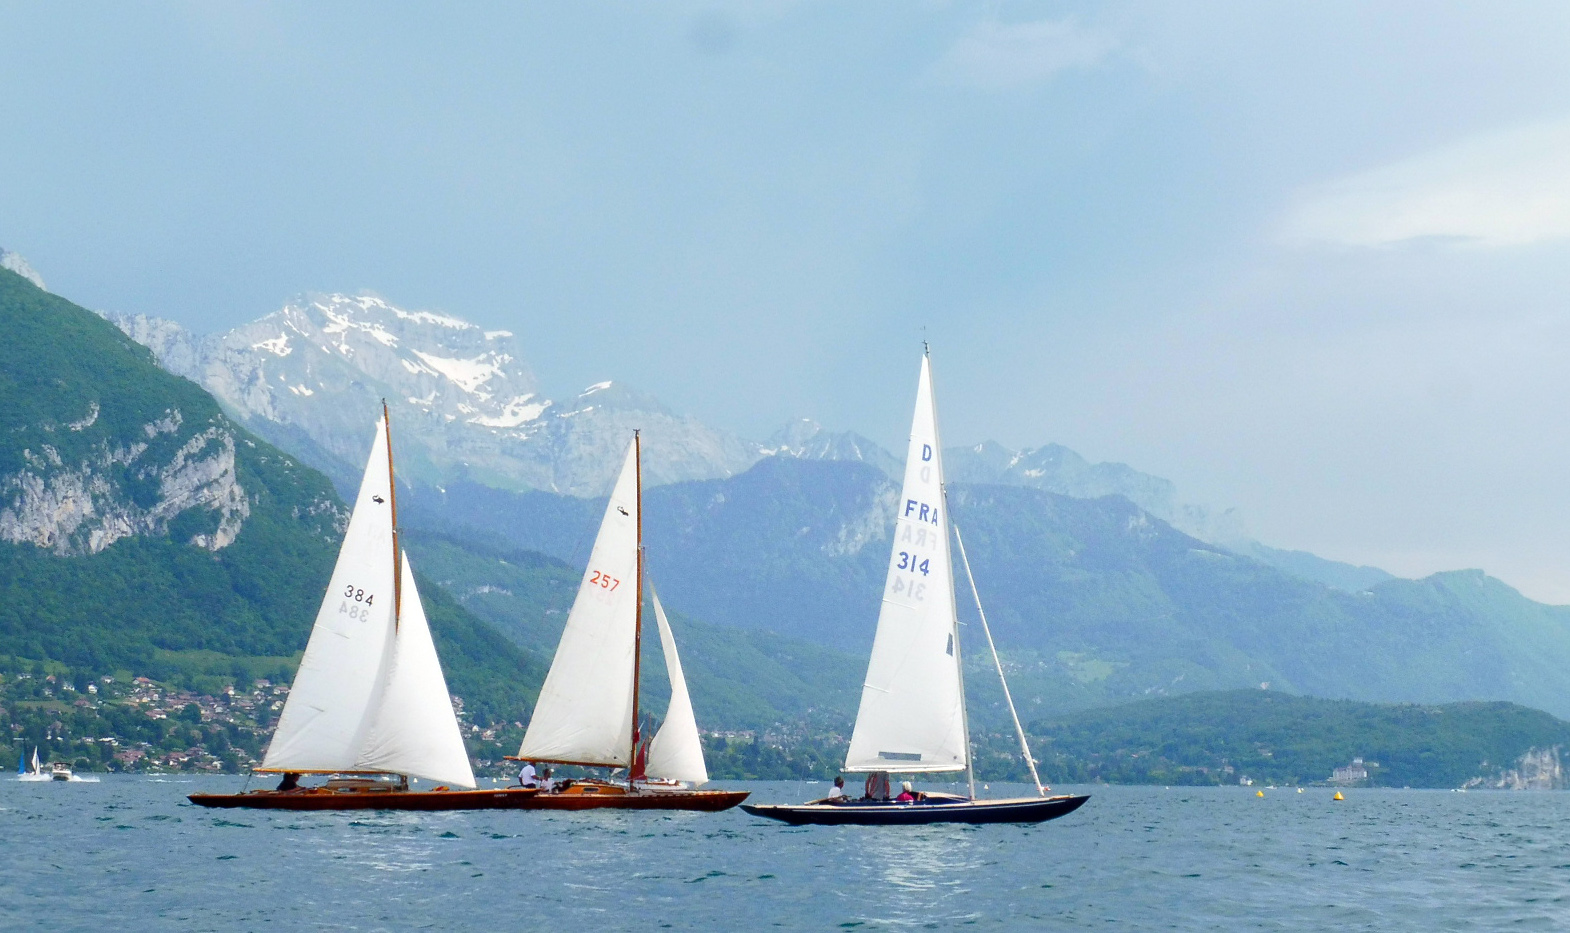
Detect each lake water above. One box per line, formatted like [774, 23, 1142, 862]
[1, 777, 1566, 931]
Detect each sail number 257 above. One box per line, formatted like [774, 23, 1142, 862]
[588, 570, 621, 591]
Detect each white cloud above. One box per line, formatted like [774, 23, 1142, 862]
[1285, 117, 1570, 248]
[935, 18, 1117, 90]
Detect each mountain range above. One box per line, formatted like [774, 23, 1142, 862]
[85, 282, 1570, 723]
[9, 253, 1570, 748]
[104, 289, 1394, 594]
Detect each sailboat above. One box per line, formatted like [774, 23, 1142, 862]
[506, 433, 748, 812]
[189, 407, 538, 811]
[16, 747, 48, 782]
[743, 350, 1090, 826]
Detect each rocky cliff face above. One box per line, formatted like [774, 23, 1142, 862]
[1471, 746, 1567, 790]
[0, 405, 251, 556]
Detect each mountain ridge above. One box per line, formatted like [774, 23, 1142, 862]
[103, 293, 1394, 593]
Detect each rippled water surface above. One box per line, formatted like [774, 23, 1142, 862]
[1, 778, 1566, 930]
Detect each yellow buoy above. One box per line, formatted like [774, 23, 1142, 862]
[1256, 790, 1265, 797]
[1333, 791, 1344, 801]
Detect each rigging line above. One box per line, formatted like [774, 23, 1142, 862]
[951, 519, 1047, 797]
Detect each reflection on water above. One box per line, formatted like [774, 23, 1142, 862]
[1, 778, 1567, 931]
[849, 824, 984, 926]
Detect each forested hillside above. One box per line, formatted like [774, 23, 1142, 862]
[1028, 690, 1570, 789]
[0, 268, 537, 739]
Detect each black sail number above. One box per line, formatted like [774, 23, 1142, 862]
[339, 583, 376, 622]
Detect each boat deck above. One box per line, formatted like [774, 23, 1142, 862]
[742, 793, 1090, 826]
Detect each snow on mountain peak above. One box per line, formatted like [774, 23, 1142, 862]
[106, 291, 763, 495]
[409, 349, 507, 396]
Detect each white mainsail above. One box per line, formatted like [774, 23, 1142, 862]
[645, 586, 708, 785]
[262, 419, 399, 773]
[356, 556, 477, 788]
[262, 414, 476, 786]
[517, 440, 641, 766]
[844, 354, 969, 773]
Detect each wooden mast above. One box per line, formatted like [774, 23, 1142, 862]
[384, 400, 401, 630]
[630, 430, 644, 787]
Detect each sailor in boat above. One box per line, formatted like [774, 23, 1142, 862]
[827, 776, 847, 801]
[276, 772, 301, 792]
[896, 781, 923, 803]
[518, 761, 538, 788]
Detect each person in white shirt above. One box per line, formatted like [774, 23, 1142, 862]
[518, 762, 538, 788]
[826, 776, 848, 801]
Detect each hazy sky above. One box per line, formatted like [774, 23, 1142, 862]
[5, 2, 1570, 600]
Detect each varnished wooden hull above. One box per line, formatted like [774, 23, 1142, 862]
[188, 787, 542, 811]
[514, 784, 750, 812]
[742, 793, 1090, 826]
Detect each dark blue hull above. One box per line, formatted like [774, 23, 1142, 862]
[741, 793, 1090, 826]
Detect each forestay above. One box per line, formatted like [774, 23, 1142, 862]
[645, 586, 708, 785]
[844, 355, 968, 773]
[355, 557, 477, 788]
[518, 440, 641, 767]
[262, 420, 399, 773]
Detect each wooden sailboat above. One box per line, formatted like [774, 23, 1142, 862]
[505, 433, 748, 812]
[190, 407, 538, 811]
[743, 350, 1090, 826]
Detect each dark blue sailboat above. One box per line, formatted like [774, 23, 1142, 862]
[743, 350, 1088, 827]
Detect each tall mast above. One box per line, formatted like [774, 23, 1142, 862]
[926, 345, 976, 800]
[630, 429, 644, 785]
[383, 399, 401, 629]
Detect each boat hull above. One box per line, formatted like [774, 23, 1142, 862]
[515, 784, 749, 812]
[188, 787, 543, 811]
[741, 793, 1090, 826]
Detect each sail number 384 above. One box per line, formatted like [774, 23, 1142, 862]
[338, 584, 375, 622]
